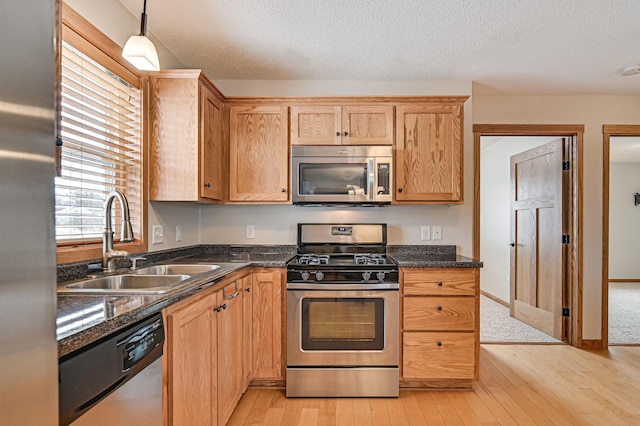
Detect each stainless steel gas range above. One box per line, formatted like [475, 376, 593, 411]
[286, 223, 399, 397]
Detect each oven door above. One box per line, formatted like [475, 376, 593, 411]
[286, 288, 399, 367]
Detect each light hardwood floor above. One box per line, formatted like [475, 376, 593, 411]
[228, 345, 640, 425]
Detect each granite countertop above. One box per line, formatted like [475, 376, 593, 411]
[57, 244, 481, 358]
[57, 247, 295, 358]
[387, 245, 483, 268]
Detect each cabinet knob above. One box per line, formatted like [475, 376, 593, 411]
[281, 188, 286, 192]
[437, 281, 443, 286]
[213, 306, 221, 312]
[336, 132, 341, 136]
[343, 131, 348, 136]
[437, 341, 443, 347]
[398, 187, 403, 193]
[245, 287, 251, 292]
[204, 183, 211, 188]
[509, 242, 516, 247]
[221, 303, 226, 310]
[437, 306, 443, 311]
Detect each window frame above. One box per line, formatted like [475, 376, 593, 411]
[57, 4, 148, 264]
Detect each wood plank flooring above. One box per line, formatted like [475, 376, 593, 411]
[228, 345, 640, 425]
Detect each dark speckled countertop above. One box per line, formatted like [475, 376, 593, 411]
[57, 244, 480, 358]
[387, 245, 483, 268]
[57, 246, 295, 358]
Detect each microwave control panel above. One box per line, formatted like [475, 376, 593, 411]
[377, 163, 390, 195]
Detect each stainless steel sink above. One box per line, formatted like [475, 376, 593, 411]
[131, 264, 221, 276]
[58, 274, 191, 294]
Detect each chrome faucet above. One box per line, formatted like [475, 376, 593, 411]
[102, 191, 134, 272]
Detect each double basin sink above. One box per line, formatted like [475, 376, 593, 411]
[58, 263, 241, 295]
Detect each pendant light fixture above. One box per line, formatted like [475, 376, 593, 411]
[122, 0, 160, 71]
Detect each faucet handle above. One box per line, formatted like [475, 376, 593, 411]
[130, 256, 146, 270]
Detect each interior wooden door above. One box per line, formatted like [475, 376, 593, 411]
[510, 138, 566, 339]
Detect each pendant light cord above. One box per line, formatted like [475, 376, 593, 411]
[140, 0, 148, 36]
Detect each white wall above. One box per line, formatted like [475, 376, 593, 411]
[609, 162, 640, 278]
[480, 137, 553, 302]
[200, 204, 470, 248]
[474, 94, 640, 340]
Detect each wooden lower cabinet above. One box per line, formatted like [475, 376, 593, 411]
[164, 291, 218, 426]
[251, 270, 284, 384]
[401, 267, 479, 388]
[240, 275, 253, 390]
[164, 269, 284, 425]
[216, 281, 244, 425]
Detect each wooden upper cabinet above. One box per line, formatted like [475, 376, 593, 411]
[229, 105, 289, 202]
[291, 105, 394, 146]
[149, 70, 224, 202]
[394, 101, 465, 203]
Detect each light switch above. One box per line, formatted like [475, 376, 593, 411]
[152, 225, 164, 244]
[246, 225, 255, 239]
[421, 226, 431, 241]
[176, 226, 182, 242]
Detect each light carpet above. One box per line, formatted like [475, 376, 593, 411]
[480, 295, 562, 343]
[608, 282, 640, 345]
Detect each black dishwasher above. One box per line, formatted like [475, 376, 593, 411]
[59, 313, 164, 425]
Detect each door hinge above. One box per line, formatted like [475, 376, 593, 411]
[562, 161, 571, 170]
[562, 234, 570, 244]
[562, 307, 570, 317]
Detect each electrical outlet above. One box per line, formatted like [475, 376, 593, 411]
[176, 226, 182, 242]
[246, 225, 255, 239]
[421, 226, 431, 241]
[432, 225, 442, 240]
[152, 225, 164, 244]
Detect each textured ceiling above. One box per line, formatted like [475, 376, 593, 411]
[117, 0, 640, 94]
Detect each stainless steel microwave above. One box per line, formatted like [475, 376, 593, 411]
[291, 145, 392, 205]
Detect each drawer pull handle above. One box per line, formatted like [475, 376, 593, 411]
[437, 306, 443, 311]
[437, 281, 443, 286]
[437, 341, 443, 347]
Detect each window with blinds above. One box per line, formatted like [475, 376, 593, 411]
[55, 41, 142, 243]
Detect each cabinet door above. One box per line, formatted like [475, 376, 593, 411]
[342, 105, 394, 145]
[395, 104, 463, 202]
[200, 86, 223, 200]
[165, 293, 217, 426]
[290, 106, 341, 145]
[241, 275, 253, 390]
[149, 76, 200, 201]
[229, 105, 289, 202]
[216, 282, 244, 426]
[251, 270, 283, 380]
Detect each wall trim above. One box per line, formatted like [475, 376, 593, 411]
[580, 339, 604, 349]
[602, 124, 640, 350]
[480, 290, 509, 308]
[474, 124, 584, 348]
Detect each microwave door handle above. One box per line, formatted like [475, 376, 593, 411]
[368, 158, 375, 202]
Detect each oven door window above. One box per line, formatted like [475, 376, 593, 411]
[301, 297, 384, 350]
[298, 164, 368, 196]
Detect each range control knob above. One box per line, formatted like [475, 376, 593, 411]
[301, 271, 310, 281]
[362, 271, 372, 281]
[315, 271, 325, 281]
[376, 271, 386, 281]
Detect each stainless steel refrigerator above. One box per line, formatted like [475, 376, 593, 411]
[0, 0, 59, 423]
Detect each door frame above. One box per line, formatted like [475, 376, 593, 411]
[602, 125, 640, 349]
[473, 124, 584, 347]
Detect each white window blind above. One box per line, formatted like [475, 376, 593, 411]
[55, 41, 142, 243]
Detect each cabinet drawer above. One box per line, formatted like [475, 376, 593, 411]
[402, 332, 475, 379]
[403, 268, 476, 296]
[403, 297, 475, 331]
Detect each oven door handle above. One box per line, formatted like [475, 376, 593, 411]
[286, 283, 399, 291]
